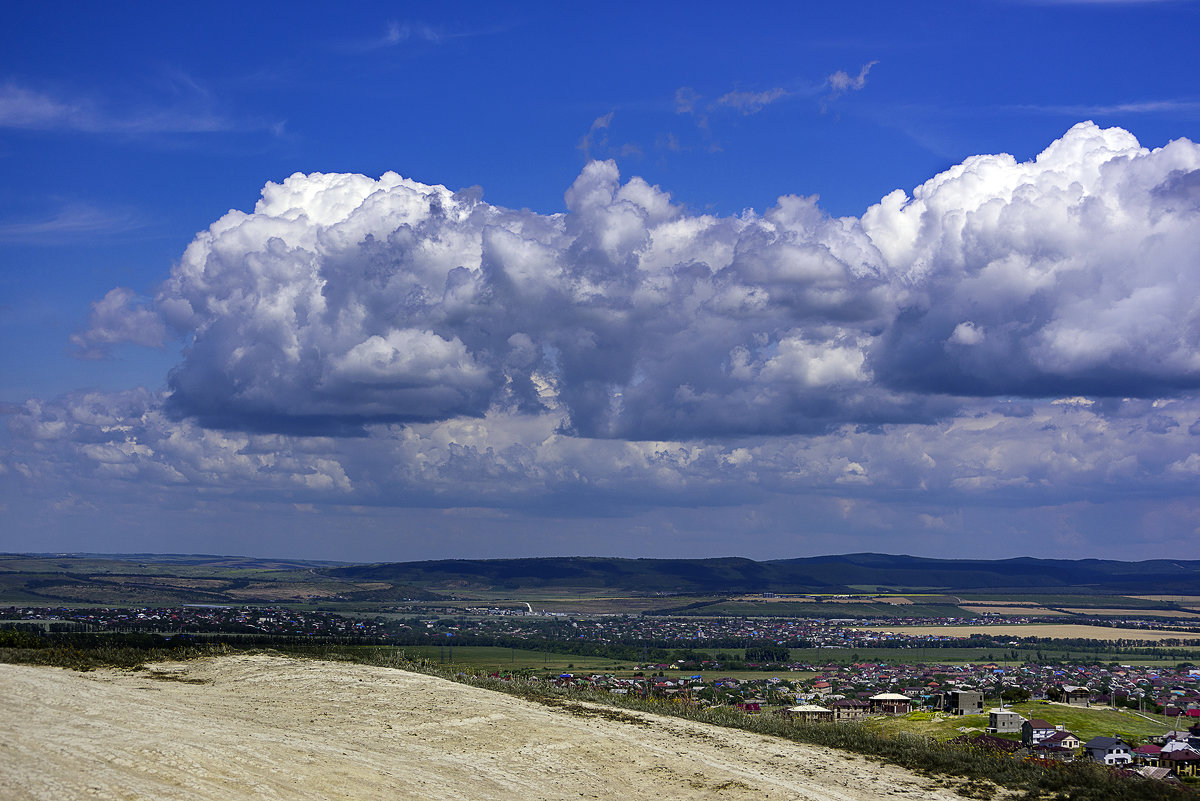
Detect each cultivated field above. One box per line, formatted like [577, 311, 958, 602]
[0, 655, 967, 801]
[959, 606, 1068, 616]
[859, 623, 1200, 641]
[1129, 596, 1200, 606]
[1058, 608, 1200, 619]
[881, 702, 1175, 743]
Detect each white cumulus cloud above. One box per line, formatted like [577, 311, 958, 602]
[131, 122, 1200, 441]
[70, 288, 167, 359]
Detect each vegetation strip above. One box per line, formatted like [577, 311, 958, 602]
[298, 646, 1199, 801]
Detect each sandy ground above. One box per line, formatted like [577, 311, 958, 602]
[0, 655, 970, 801]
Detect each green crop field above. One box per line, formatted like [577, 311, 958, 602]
[785, 645, 1200, 666]
[1006, 701, 1178, 741]
[880, 701, 1177, 744]
[955, 594, 1189, 610]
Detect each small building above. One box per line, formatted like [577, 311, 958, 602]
[987, 708, 1023, 733]
[1022, 718, 1057, 745]
[947, 690, 984, 716]
[829, 698, 870, 722]
[1041, 729, 1080, 751]
[1051, 685, 1091, 706]
[869, 693, 912, 716]
[1161, 737, 1198, 757]
[1133, 743, 1162, 767]
[1163, 749, 1200, 778]
[784, 704, 834, 724]
[1084, 736, 1132, 766]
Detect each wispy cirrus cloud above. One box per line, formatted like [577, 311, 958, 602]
[0, 202, 144, 243]
[340, 20, 444, 52]
[670, 63, 875, 150]
[824, 60, 879, 107]
[578, 112, 642, 160]
[339, 19, 509, 54]
[1009, 99, 1200, 116]
[578, 111, 614, 159]
[715, 87, 789, 115]
[674, 87, 701, 115]
[669, 83, 790, 153]
[677, 84, 791, 122]
[0, 81, 275, 136]
[384, 20, 443, 45]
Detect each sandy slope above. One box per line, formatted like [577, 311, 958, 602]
[0, 655, 965, 801]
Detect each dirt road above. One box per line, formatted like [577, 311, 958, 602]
[0, 655, 965, 800]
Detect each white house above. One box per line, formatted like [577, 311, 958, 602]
[1084, 736, 1132, 765]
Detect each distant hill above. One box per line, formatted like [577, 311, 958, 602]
[0, 553, 438, 606]
[323, 553, 1200, 595]
[4, 552, 1198, 607]
[324, 557, 808, 594]
[765, 553, 1200, 594]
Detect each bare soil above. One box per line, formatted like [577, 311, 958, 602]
[0, 654, 974, 801]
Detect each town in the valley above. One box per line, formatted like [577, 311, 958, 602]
[5, 602, 1200, 783]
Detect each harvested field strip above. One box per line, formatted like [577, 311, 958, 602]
[960, 606, 1067, 616]
[959, 600, 1043, 606]
[1058, 608, 1200, 618]
[858, 624, 1200, 641]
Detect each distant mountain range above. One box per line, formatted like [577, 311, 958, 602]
[325, 553, 1200, 595]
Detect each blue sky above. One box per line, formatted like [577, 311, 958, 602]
[3, 1, 1200, 561]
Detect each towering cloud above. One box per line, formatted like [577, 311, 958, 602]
[864, 123, 1200, 397]
[149, 123, 1200, 442]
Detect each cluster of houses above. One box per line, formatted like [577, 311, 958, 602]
[779, 688, 1200, 782]
[540, 667, 1200, 783]
[780, 683, 1200, 782]
[0, 605, 390, 637]
[984, 713, 1200, 781]
[790, 659, 1200, 718]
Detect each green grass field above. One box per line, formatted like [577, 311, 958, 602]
[880, 701, 1177, 744]
[1007, 701, 1178, 741]
[954, 594, 1193, 611]
[785, 646, 1200, 666]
